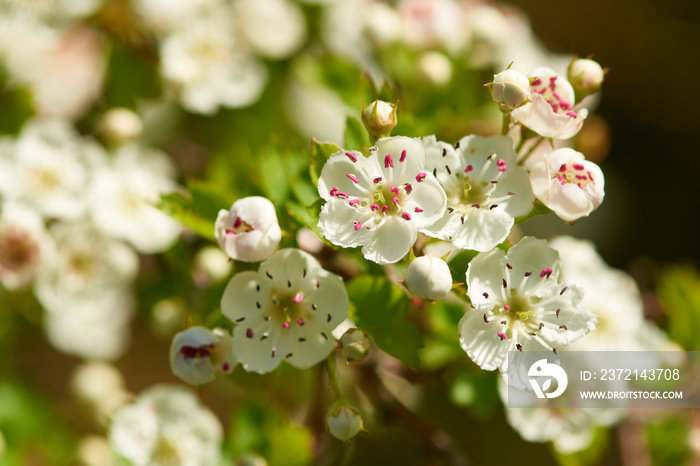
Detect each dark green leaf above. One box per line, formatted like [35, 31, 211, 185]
[344, 115, 369, 151]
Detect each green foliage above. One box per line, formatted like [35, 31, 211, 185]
[344, 116, 369, 151]
[656, 265, 700, 351]
[158, 180, 233, 241]
[229, 399, 313, 466]
[348, 276, 423, 367]
[310, 139, 342, 186]
[646, 416, 691, 466]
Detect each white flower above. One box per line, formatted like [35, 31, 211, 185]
[35, 222, 138, 360]
[71, 362, 130, 422]
[422, 135, 534, 252]
[398, 0, 468, 54]
[132, 0, 220, 35]
[234, 0, 306, 59]
[169, 326, 236, 385]
[0, 119, 107, 220]
[109, 385, 222, 466]
[88, 144, 181, 254]
[221, 249, 349, 374]
[160, 13, 267, 114]
[418, 51, 453, 86]
[99, 108, 143, 145]
[459, 237, 596, 373]
[215, 196, 281, 263]
[405, 255, 452, 301]
[318, 136, 446, 264]
[511, 67, 588, 139]
[529, 148, 604, 222]
[0, 201, 51, 290]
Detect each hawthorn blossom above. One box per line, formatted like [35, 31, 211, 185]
[459, 237, 596, 373]
[160, 13, 267, 114]
[511, 67, 588, 140]
[0, 202, 51, 290]
[109, 385, 222, 466]
[215, 196, 281, 263]
[234, 0, 307, 59]
[422, 135, 534, 252]
[169, 326, 236, 385]
[88, 144, 181, 254]
[221, 249, 348, 374]
[318, 136, 446, 264]
[0, 119, 107, 220]
[529, 148, 604, 222]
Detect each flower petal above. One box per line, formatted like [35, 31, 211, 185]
[458, 308, 509, 371]
[402, 177, 447, 228]
[318, 150, 376, 200]
[233, 319, 287, 374]
[318, 199, 374, 249]
[258, 249, 325, 293]
[536, 284, 596, 345]
[466, 247, 507, 307]
[361, 216, 416, 264]
[303, 271, 350, 328]
[506, 237, 560, 295]
[221, 271, 272, 325]
[452, 208, 513, 252]
[375, 136, 425, 184]
[281, 319, 335, 369]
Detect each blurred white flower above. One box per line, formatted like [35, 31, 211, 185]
[71, 362, 130, 422]
[169, 326, 236, 385]
[99, 108, 143, 145]
[160, 13, 267, 114]
[529, 148, 605, 222]
[193, 246, 233, 286]
[405, 255, 452, 301]
[422, 135, 534, 252]
[398, 0, 468, 54]
[284, 75, 346, 145]
[0, 0, 104, 23]
[221, 249, 348, 373]
[109, 385, 223, 466]
[0, 201, 51, 290]
[567, 57, 605, 98]
[132, 0, 220, 35]
[88, 144, 181, 254]
[511, 67, 588, 140]
[0, 119, 107, 220]
[35, 222, 137, 360]
[215, 196, 282, 263]
[234, 0, 306, 59]
[459, 237, 596, 373]
[77, 435, 117, 466]
[418, 51, 453, 86]
[318, 136, 446, 264]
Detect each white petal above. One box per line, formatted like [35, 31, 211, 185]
[304, 271, 349, 327]
[318, 199, 374, 249]
[281, 319, 335, 369]
[221, 271, 272, 325]
[495, 168, 535, 218]
[361, 216, 416, 264]
[375, 136, 425, 184]
[458, 308, 509, 371]
[403, 177, 447, 228]
[536, 284, 596, 345]
[451, 208, 513, 252]
[318, 150, 375, 200]
[258, 248, 325, 293]
[506, 237, 560, 294]
[466, 247, 507, 307]
[233, 319, 286, 374]
[421, 209, 462, 241]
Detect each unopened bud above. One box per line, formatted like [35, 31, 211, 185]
[99, 108, 142, 145]
[169, 326, 236, 385]
[488, 68, 530, 110]
[340, 328, 370, 362]
[405, 255, 452, 301]
[362, 99, 398, 142]
[327, 401, 363, 442]
[568, 57, 605, 99]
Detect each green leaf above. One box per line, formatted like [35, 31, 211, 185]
[285, 200, 323, 237]
[646, 416, 691, 466]
[260, 150, 289, 204]
[656, 265, 700, 351]
[310, 139, 342, 186]
[348, 276, 423, 367]
[158, 180, 233, 241]
[344, 115, 369, 151]
[229, 399, 313, 466]
[514, 200, 552, 224]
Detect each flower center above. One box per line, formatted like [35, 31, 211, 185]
[552, 162, 595, 189]
[506, 291, 534, 321]
[269, 290, 307, 329]
[225, 216, 254, 235]
[531, 75, 578, 118]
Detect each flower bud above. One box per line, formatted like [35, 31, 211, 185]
[327, 401, 363, 442]
[567, 58, 605, 99]
[405, 255, 452, 301]
[169, 326, 236, 385]
[340, 328, 370, 363]
[215, 196, 282, 263]
[488, 68, 530, 110]
[362, 99, 398, 141]
[99, 108, 143, 145]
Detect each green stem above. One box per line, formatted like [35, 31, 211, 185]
[501, 111, 511, 136]
[514, 127, 527, 153]
[325, 354, 342, 400]
[518, 136, 546, 165]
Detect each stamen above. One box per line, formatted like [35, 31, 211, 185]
[556, 308, 561, 318]
[454, 142, 460, 149]
[531, 78, 542, 86]
[415, 172, 427, 182]
[483, 292, 489, 299]
[354, 222, 362, 231]
[539, 322, 544, 330]
[414, 207, 423, 213]
[345, 152, 358, 163]
[433, 168, 437, 178]
[370, 204, 380, 211]
[392, 196, 400, 205]
[502, 279, 507, 288]
[464, 165, 473, 173]
[497, 332, 508, 340]
[401, 212, 412, 221]
[483, 314, 489, 323]
[573, 163, 585, 170]
[405, 183, 413, 193]
[471, 203, 480, 209]
[346, 174, 360, 184]
[516, 343, 523, 351]
[566, 111, 578, 118]
[501, 321, 507, 325]
[236, 317, 245, 322]
[445, 165, 452, 175]
[233, 217, 242, 229]
[384, 154, 394, 168]
[292, 293, 303, 303]
[447, 207, 454, 213]
[560, 286, 568, 295]
[506, 263, 513, 269]
[283, 322, 290, 329]
[381, 205, 388, 213]
[349, 199, 360, 206]
[539, 267, 553, 279]
[442, 148, 447, 157]
[553, 347, 558, 355]
[327, 313, 332, 322]
[246, 328, 254, 338]
[559, 164, 567, 172]
[496, 159, 507, 172]
[559, 325, 568, 330]
[330, 186, 339, 196]
[489, 204, 498, 210]
[296, 318, 305, 326]
[504, 305, 510, 311]
[400, 150, 407, 162]
[373, 177, 382, 183]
